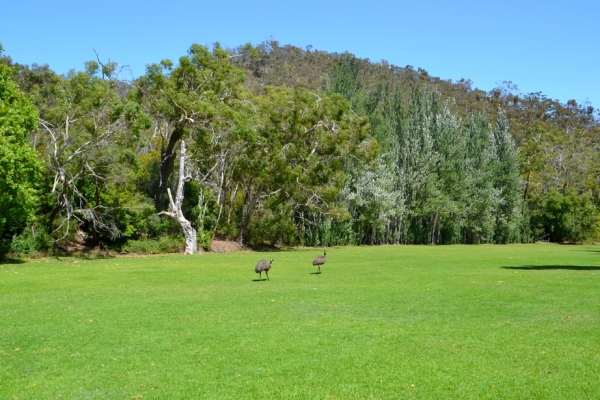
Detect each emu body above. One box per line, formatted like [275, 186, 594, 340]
[255, 258, 273, 281]
[312, 250, 326, 274]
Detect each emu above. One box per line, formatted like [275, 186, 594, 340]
[312, 250, 326, 274]
[255, 258, 273, 281]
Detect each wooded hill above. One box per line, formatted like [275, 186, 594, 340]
[1, 40, 599, 256]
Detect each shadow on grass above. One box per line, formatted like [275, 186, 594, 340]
[248, 245, 338, 253]
[309, 272, 322, 275]
[0, 257, 25, 265]
[252, 278, 270, 282]
[502, 265, 600, 271]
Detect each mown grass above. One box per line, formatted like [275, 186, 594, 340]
[1, 244, 599, 399]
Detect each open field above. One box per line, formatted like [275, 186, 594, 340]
[1, 244, 599, 399]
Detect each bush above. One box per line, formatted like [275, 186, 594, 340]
[9, 226, 53, 257]
[529, 189, 599, 242]
[246, 208, 298, 247]
[197, 228, 213, 251]
[121, 235, 185, 254]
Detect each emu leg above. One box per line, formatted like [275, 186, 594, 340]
[266, 270, 269, 281]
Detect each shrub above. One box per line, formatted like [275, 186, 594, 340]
[529, 189, 599, 242]
[9, 226, 53, 257]
[121, 235, 185, 254]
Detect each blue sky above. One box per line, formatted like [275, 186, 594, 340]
[2, 0, 599, 107]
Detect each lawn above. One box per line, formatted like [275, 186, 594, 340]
[1, 244, 599, 399]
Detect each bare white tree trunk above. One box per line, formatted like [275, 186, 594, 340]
[158, 140, 197, 255]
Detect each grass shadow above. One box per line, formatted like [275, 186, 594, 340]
[252, 278, 269, 282]
[309, 272, 322, 275]
[250, 246, 312, 253]
[502, 265, 600, 271]
[249, 245, 338, 253]
[0, 257, 26, 265]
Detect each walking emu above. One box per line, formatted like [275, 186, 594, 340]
[312, 250, 326, 274]
[255, 258, 273, 281]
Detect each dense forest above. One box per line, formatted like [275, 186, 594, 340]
[1, 40, 599, 257]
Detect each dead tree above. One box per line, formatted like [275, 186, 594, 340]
[159, 140, 197, 254]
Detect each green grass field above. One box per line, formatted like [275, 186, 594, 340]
[1, 244, 599, 399]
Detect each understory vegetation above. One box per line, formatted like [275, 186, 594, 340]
[1, 40, 599, 256]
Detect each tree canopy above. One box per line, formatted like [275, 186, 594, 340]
[1, 40, 599, 256]
[0, 60, 41, 255]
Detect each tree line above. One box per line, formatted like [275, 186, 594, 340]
[1, 41, 598, 257]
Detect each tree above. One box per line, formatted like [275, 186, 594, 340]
[340, 156, 400, 245]
[491, 109, 524, 243]
[0, 59, 41, 255]
[27, 60, 150, 243]
[529, 189, 598, 242]
[231, 86, 373, 246]
[394, 88, 442, 243]
[134, 44, 245, 210]
[158, 140, 197, 254]
[462, 111, 499, 243]
[429, 101, 468, 244]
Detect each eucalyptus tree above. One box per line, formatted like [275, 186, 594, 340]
[133, 43, 245, 211]
[158, 140, 197, 254]
[231, 86, 374, 246]
[0, 58, 41, 254]
[23, 60, 150, 243]
[519, 107, 599, 242]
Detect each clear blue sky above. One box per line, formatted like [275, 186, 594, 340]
[2, 0, 598, 107]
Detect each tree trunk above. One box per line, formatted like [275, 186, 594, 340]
[158, 140, 197, 255]
[155, 124, 186, 211]
[47, 176, 68, 233]
[212, 155, 227, 237]
[430, 212, 438, 245]
[177, 206, 197, 254]
[236, 184, 264, 246]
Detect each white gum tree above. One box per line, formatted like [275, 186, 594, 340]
[158, 140, 197, 254]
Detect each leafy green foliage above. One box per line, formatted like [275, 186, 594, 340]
[181, 181, 217, 249]
[529, 189, 599, 242]
[0, 62, 41, 256]
[234, 86, 374, 245]
[16, 59, 152, 245]
[1, 41, 598, 251]
[8, 225, 53, 257]
[120, 234, 185, 254]
[328, 81, 526, 245]
[134, 43, 245, 210]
